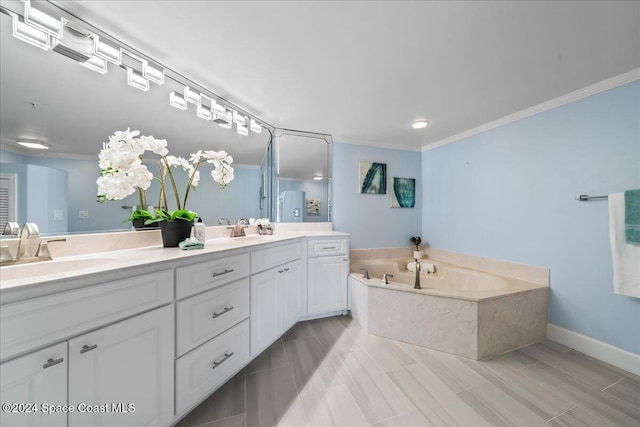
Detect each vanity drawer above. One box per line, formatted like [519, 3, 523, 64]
[176, 278, 250, 357]
[175, 318, 249, 415]
[251, 241, 302, 274]
[308, 238, 348, 257]
[176, 252, 250, 299]
[0, 270, 173, 362]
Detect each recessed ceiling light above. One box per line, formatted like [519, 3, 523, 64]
[17, 139, 49, 149]
[411, 120, 429, 129]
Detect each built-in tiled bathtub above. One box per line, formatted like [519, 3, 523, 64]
[349, 248, 549, 360]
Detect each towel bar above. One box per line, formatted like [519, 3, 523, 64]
[575, 194, 608, 201]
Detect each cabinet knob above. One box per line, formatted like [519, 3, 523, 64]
[80, 344, 98, 354]
[43, 357, 64, 369]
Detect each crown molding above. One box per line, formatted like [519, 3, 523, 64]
[423, 68, 640, 152]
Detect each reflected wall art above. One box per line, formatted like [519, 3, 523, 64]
[391, 177, 415, 208]
[359, 161, 387, 194]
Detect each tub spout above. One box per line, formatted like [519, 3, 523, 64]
[414, 259, 421, 289]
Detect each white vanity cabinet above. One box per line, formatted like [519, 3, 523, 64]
[68, 305, 174, 427]
[0, 342, 68, 427]
[306, 238, 349, 315]
[250, 241, 303, 356]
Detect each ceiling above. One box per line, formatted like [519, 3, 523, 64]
[22, 1, 640, 151]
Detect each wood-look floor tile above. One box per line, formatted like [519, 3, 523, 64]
[282, 321, 316, 342]
[491, 350, 539, 371]
[604, 378, 640, 409]
[183, 370, 245, 427]
[387, 363, 492, 427]
[520, 362, 640, 427]
[196, 413, 245, 427]
[371, 410, 431, 427]
[520, 342, 622, 390]
[542, 340, 573, 353]
[548, 407, 606, 427]
[246, 338, 289, 374]
[351, 332, 416, 373]
[401, 342, 487, 392]
[336, 315, 364, 335]
[566, 349, 640, 383]
[309, 317, 360, 359]
[463, 357, 574, 421]
[283, 336, 344, 395]
[300, 384, 369, 427]
[330, 347, 414, 424]
[245, 366, 307, 427]
[458, 382, 548, 427]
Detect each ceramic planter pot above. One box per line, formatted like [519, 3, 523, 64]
[159, 220, 193, 247]
[132, 219, 159, 231]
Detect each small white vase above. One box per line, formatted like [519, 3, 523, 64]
[413, 250, 423, 259]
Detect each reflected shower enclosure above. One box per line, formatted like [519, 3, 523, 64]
[359, 161, 386, 194]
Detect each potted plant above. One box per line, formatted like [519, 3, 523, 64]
[123, 207, 158, 230]
[97, 129, 234, 247]
[410, 236, 423, 259]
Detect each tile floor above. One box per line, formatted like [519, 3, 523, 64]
[176, 316, 640, 427]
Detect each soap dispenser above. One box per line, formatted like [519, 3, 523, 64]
[194, 217, 206, 243]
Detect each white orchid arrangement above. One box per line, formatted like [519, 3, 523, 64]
[97, 129, 234, 223]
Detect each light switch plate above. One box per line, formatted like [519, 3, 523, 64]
[79, 210, 89, 219]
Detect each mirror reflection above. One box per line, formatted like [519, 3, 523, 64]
[0, 10, 272, 234]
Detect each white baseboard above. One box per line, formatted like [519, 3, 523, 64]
[547, 323, 640, 376]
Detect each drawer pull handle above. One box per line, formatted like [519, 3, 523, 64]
[212, 352, 234, 369]
[278, 270, 284, 274]
[212, 306, 234, 318]
[80, 344, 98, 354]
[322, 246, 337, 250]
[212, 269, 234, 278]
[284, 268, 290, 272]
[43, 357, 64, 369]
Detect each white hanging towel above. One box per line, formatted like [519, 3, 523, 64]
[609, 193, 640, 298]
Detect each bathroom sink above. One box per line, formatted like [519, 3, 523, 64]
[0, 258, 120, 281]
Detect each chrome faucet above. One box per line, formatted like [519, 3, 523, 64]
[227, 218, 249, 238]
[1, 223, 67, 266]
[414, 259, 421, 289]
[218, 217, 230, 225]
[16, 223, 40, 259]
[382, 273, 393, 285]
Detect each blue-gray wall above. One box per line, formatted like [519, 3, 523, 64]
[279, 179, 329, 222]
[422, 81, 640, 354]
[332, 142, 422, 249]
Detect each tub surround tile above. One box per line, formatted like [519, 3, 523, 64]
[477, 288, 548, 359]
[362, 280, 479, 359]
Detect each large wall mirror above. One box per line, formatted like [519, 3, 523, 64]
[0, 2, 331, 236]
[274, 129, 332, 223]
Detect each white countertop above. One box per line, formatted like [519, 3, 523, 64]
[0, 230, 348, 304]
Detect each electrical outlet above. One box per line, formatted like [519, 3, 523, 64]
[79, 210, 89, 219]
[53, 210, 64, 221]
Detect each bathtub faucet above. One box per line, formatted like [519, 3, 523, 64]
[359, 268, 370, 279]
[382, 273, 393, 285]
[414, 259, 421, 289]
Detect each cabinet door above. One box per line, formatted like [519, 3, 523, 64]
[307, 256, 349, 314]
[280, 259, 303, 332]
[68, 305, 174, 427]
[0, 342, 67, 427]
[250, 268, 280, 357]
